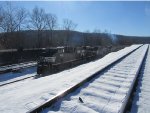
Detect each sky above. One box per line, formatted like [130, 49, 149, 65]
[3, 1, 150, 36]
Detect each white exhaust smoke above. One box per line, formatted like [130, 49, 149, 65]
[107, 33, 118, 44]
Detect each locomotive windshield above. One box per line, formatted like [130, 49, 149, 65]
[41, 48, 58, 57]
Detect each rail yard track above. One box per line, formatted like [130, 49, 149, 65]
[0, 75, 35, 87]
[0, 61, 37, 74]
[0, 61, 37, 87]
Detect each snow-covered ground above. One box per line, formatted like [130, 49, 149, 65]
[41, 45, 148, 113]
[0, 45, 142, 113]
[130, 45, 150, 113]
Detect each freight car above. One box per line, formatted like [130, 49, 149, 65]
[37, 46, 98, 76]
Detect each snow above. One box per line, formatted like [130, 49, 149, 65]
[0, 45, 143, 113]
[130, 45, 150, 113]
[41, 45, 148, 113]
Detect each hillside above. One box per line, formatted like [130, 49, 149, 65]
[0, 30, 150, 49]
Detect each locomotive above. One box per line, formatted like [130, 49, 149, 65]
[37, 46, 98, 76]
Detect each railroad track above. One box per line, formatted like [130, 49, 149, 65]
[26, 44, 148, 113]
[129, 45, 150, 113]
[0, 61, 37, 74]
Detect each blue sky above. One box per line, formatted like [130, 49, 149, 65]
[6, 1, 150, 36]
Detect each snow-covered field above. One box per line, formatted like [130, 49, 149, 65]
[130, 45, 150, 113]
[41, 45, 148, 113]
[0, 45, 143, 113]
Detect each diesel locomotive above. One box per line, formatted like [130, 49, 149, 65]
[37, 46, 98, 76]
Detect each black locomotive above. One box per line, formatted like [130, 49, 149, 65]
[37, 46, 98, 76]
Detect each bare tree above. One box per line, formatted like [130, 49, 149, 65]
[0, 2, 16, 32]
[28, 6, 47, 48]
[63, 19, 77, 46]
[29, 6, 47, 30]
[0, 6, 4, 32]
[93, 29, 101, 34]
[45, 13, 57, 46]
[83, 30, 90, 46]
[15, 8, 28, 48]
[63, 19, 77, 31]
[0, 2, 28, 49]
[93, 29, 102, 46]
[0, 2, 27, 32]
[16, 8, 28, 31]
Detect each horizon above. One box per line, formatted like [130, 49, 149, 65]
[1, 29, 150, 38]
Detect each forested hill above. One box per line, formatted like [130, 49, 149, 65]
[0, 30, 149, 49]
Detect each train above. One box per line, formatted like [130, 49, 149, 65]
[37, 46, 99, 76]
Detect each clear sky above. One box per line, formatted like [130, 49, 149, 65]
[3, 1, 150, 36]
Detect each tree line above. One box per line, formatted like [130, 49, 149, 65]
[0, 2, 81, 49]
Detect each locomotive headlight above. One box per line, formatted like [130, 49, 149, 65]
[60, 54, 64, 57]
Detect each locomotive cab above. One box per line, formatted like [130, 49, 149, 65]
[37, 48, 58, 75]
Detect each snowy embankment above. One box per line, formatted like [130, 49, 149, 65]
[41, 45, 148, 113]
[130, 45, 150, 113]
[0, 45, 142, 113]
